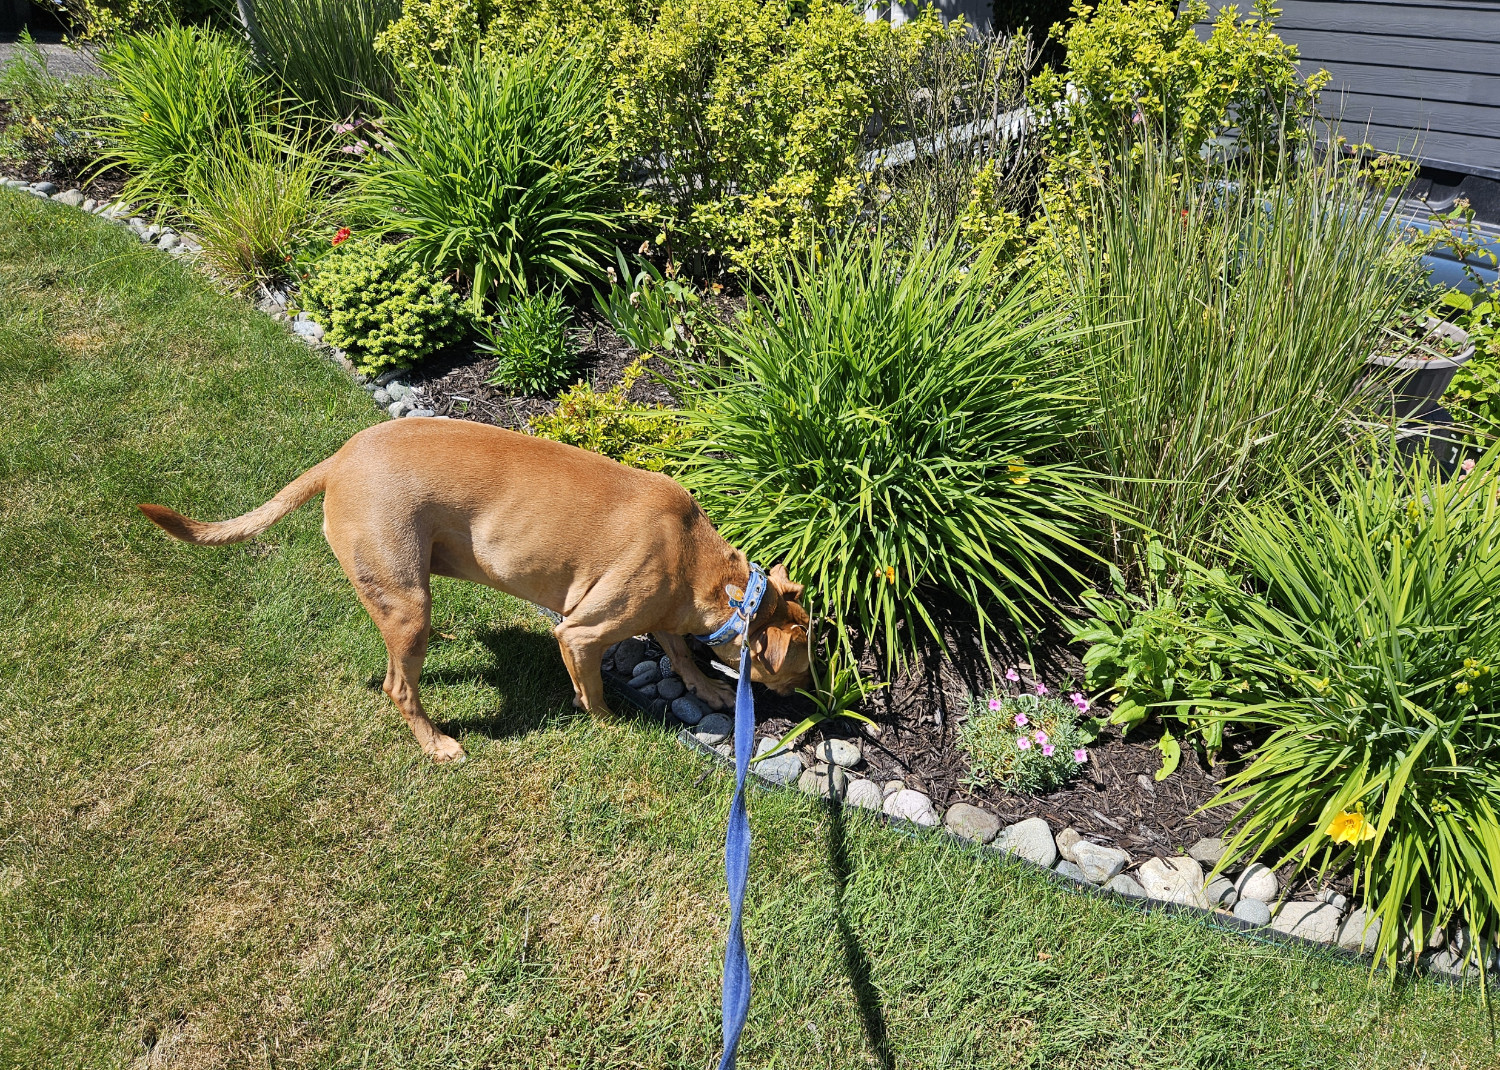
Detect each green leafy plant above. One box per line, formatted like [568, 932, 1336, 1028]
[598, 248, 705, 357]
[301, 241, 463, 373]
[0, 32, 114, 178]
[527, 357, 686, 472]
[62, 0, 228, 42]
[1203, 446, 1500, 978]
[481, 290, 577, 395]
[95, 25, 267, 209]
[1058, 134, 1421, 579]
[608, 0, 956, 271]
[1031, 0, 1324, 185]
[1070, 547, 1276, 774]
[357, 46, 622, 310]
[180, 123, 332, 290]
[244, 0, 403, 120]
[673, 227, 1109, 667]
[960, 689, 1098, 795]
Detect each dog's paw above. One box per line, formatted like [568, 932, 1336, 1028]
[692, 678, 736, 711]
[425, 734, 468, 763]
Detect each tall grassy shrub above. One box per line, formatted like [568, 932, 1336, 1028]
[674, 231, 1106, 666]
[357, 47, 622, 309]
[95, 25, 266, 208]
[1059, 139, 1421, 577]
[1204, 448, 1500, 976]
[244, 0, 403, 119]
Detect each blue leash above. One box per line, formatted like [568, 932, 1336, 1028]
[695, 563, 768, 1070]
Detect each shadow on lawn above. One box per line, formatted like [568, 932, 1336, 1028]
[416, 623, 675, 740]
[825, 792, 896, 1070]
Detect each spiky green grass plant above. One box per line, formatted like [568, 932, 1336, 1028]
[1208, 446, 1500, 979]
[1058, 138, 1422, 579]
[95, 26, 267, 210]
[358, 47, 622, 311]
[244, 0, 403, 120]
[675, 230, 1109, 666]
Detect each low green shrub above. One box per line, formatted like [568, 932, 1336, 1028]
[482, 290, 577, 395]
[1201, 448, 1500, 974]
[65, 0, 227, 41]
[960, 689, 1097, 795]
[95, 25, 266, 209]
[0, 33, 113, 179]
[357, 46, 622, 310]
[674, 228, 1107, 667]
[528, 358, 686, 472]
[244, 0, 403, 119]
[301, 242, 462, 374]
[1070, 552, 1276, 775]
[375, 0, 643, 67]
[1058, 136, 1421, 579]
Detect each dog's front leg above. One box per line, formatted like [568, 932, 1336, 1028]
[654, 632, 736, 710]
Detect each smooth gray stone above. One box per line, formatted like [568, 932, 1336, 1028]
[372, 388, 392, 406]
[1073, 840, 1130, 884]
[1336, 908, 1382, 954]
[1206, 876, 1238, 908]
[845, 779, 883, 810]
[407, 409, 435, 418]
[82, 198, 97, 213]
[31, 181, 57, 194]
[992, 817, 1058, 868]
[158, 233, 180, 251]
[635, 683, 658, 699]
[54, 189, 85, 207]
[1270, 901, 1343, 943]
[882, 788, 939, 827]
[613, 638, 646, 670]
[693, 713, 733, 746]
[813, 738, 861, 767]
[1235, 863, 1278, 903]
[943, 803, 1001, 844]
[386, 382, 410, 402]
[671, 695, 707, 725]
[1233, 897, 1272, 926]
[630, 661, 661, 685]
[1108, 873, 1148, 898]
[752, 737, 803, 786]
[797, 764, 848, 800]
[291, 316, 324, 340]
[387, 401, 408, 418]
[1188, 837, 1226, 866]
[656, 676, 685, 701]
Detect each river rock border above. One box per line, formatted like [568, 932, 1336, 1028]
[602, 634, 1497, 985]
[10, 179, 1492, 986]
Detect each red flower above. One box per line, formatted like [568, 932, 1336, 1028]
[332, 227, 351, 246]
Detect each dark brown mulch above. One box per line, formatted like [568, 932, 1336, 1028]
[0, 155, 126, 202]
[403, 310, 675, 430]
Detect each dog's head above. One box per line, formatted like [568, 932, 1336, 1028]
[714, 564, 813, 696]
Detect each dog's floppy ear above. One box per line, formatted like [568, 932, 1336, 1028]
[752, 624, 793, 674]
[769, 563, 805, 602]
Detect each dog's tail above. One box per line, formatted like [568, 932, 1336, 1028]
[138, 456, 337, 546]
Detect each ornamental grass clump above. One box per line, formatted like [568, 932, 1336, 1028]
[1059, 134, 1421, 579]
[1205, 446, 1500, 977]
[674, 228, 1108, 666]
[357, 46, 622, 309]
[301, 242, 462, 374]
[960, 688, 1096, 795]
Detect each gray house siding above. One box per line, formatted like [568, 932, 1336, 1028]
[1202, 0, 1500, 180]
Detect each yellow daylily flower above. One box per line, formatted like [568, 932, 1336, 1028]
[1327, 808, 1377, 845]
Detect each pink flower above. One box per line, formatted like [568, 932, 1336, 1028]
[1014, 712, 1029, 727]
[1461, 457, 1477, 482]
[1073, 748, 1089, 764]
[1016, 736, 1032, 750]
[1042, 744, 1055, 757]
[1070, 692, 1090, 713]
[1034, 731, 1049, 745]
[1005, 668, 1019, 682]
[987, 698, 1002, 712]
[1034, 683, 1048, 696]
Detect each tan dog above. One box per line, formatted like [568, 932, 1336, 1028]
[139, 419, 812, 761]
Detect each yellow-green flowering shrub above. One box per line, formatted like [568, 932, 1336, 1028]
[610, 0, 954, 271]
[528, 359, 686, 472]
[1031, 0, 1325, 184]
[375, 0, 648, 69]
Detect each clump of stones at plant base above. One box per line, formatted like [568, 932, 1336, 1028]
[603, 631, 1499, 981]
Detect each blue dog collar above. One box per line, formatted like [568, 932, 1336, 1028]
[696, 563, 768, 647]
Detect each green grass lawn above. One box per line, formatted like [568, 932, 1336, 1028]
[0, 191, 1494, 1070]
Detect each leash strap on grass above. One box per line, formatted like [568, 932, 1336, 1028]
[718, 640, 755, 1069]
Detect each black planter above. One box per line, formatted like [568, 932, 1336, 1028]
[1366, 317, 1475, 423]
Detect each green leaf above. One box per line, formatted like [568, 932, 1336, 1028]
[1155, 732, 1181, 781]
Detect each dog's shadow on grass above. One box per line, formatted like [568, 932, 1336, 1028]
[408, 624, 672, 742]
[824, 797, 897, 1070]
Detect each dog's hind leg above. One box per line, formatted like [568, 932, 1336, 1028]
[331, 538, 465, 762]
[552, 618, 616, 719]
